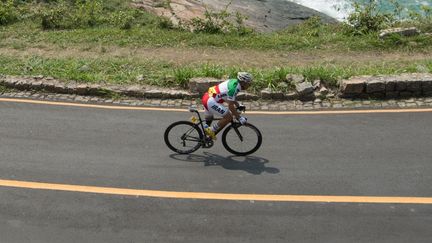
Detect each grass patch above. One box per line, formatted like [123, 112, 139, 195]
[2, 20, 431, 52]
[1, 54, 431, 92]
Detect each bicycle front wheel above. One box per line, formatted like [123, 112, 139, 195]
[222, 123, 262, 156]
[164, 121, 203, 154]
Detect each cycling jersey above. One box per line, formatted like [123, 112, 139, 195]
[202, 79, 242, 116]
[208, 79, 241, 103]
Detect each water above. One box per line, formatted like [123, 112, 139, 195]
[288, 0, 432, 21]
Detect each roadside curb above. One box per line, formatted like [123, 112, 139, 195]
[2, 90, 432, 112]
[0, 75, 197, 100]
[1, 75, 432, 111]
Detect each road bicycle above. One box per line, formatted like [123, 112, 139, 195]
[164, 105, 262, 156]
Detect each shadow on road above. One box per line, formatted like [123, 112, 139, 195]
[169, 152, 280, 175]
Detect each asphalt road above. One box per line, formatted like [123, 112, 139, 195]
[1, 99, 432, 242]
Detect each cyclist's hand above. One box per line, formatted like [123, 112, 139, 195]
[239, 116, 247, 125]
[237, 105, 246, 112]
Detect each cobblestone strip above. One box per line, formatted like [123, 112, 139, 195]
[1, 91, 432, 111]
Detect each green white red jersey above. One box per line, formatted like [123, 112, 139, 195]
[207, 79, 241, 102]
[202, 79, 242, 114]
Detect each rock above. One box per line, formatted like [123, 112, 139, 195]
[145, 89, 163, 98]
[416, 65, 429, 73]
[326, 92, 335, 99]
[295, 82, 314, 101]
[237, 91, 259, 101]
[340, 77, 366, 95]
[295, 82, 314, 95]
[86, 84, 102, 95]
[385, 79, 397, 92]
[285, 92, 298, 100]
[78, 65, 91, 72]
[75, 84, 89, 95]
[319, 86, 329, 96]
[286, 74, 304, 84]
[312, 80, 321, 90]
[422, 79, 432, 92]
[366, 80, 386, 94]
[395, 81, 407, 91]
[260, 87, 285, 100]
[277, 82, 289, 90]
[379, 27, 420, 39]
[260, 88, 273, 99]
[406, 79, 422, 92]
[386, 91, 399, 99]
[188, 77, 220, 94]
[126, 85, 144, 97]
[132, 0, 337, 33]
[136, 75, 145, 82]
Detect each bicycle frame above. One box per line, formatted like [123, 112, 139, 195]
[164, 105, 261, 155]
[188, 106, 243, 136]
[188, 105, 247, 148]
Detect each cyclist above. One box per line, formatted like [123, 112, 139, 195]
[201, 72, 253, 140]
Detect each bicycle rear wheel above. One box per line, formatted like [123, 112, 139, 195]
[164, 121, 203, 154]
[222, 123, 262, 156]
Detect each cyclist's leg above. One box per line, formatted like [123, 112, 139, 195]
[202, 92, 214, 126]
[206, 99, 232, 133]
[204, 113, 214, 126]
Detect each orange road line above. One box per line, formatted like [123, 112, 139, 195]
[1, 179, 431, 204]
[1, 97, 432, 115]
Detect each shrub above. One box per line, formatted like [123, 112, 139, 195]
[0, 0, 19, 25]
[41, 0, 72, 29]
[408, 5, 432, 32]
[344, 0, 395, 35]
[110, 10, 135, 30]
[189, 4, 252, 35]
[72, 0, 103, 27]
[41, 0, 103, 30]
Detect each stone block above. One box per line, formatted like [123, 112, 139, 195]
[285, 92, 298, 100]
[260, 88, 272, 99]
[340, 77, 365, 95]
[400, 91, 413, 98]
[125, 85, 143, 97]
[237, 92, 259, 101]
[379, 27, 420, 39]
[370, 92, 386, 99]
[271, 91, 285, 100]
[53, 83, 68, 94]
[366, 80, 386, 93]
[395, 81, 407, 91]
[299, 93, 316, 102]
[144, 90, 163, 98]
[189, 77, 220, 94]
[15, 79, 32, 89]
[385, 91, 399, 99]
[75, 84, 89, 95]
[41, 81, 57, 92]
[422, 80, 432, 92]
[296, 82, 314, 95]
[86, 84, 102, 95]
[406, 80, 422, 92]
[385, 80, 397, 91]
[30, 80, 44, 90]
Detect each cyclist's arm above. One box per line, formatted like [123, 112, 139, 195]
[227, 101, 240, 120]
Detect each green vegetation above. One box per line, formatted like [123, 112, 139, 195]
[0, 0, 431, 93]
[1, 54, 431, 92]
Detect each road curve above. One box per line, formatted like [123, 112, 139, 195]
[1, 99, 431, 242]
